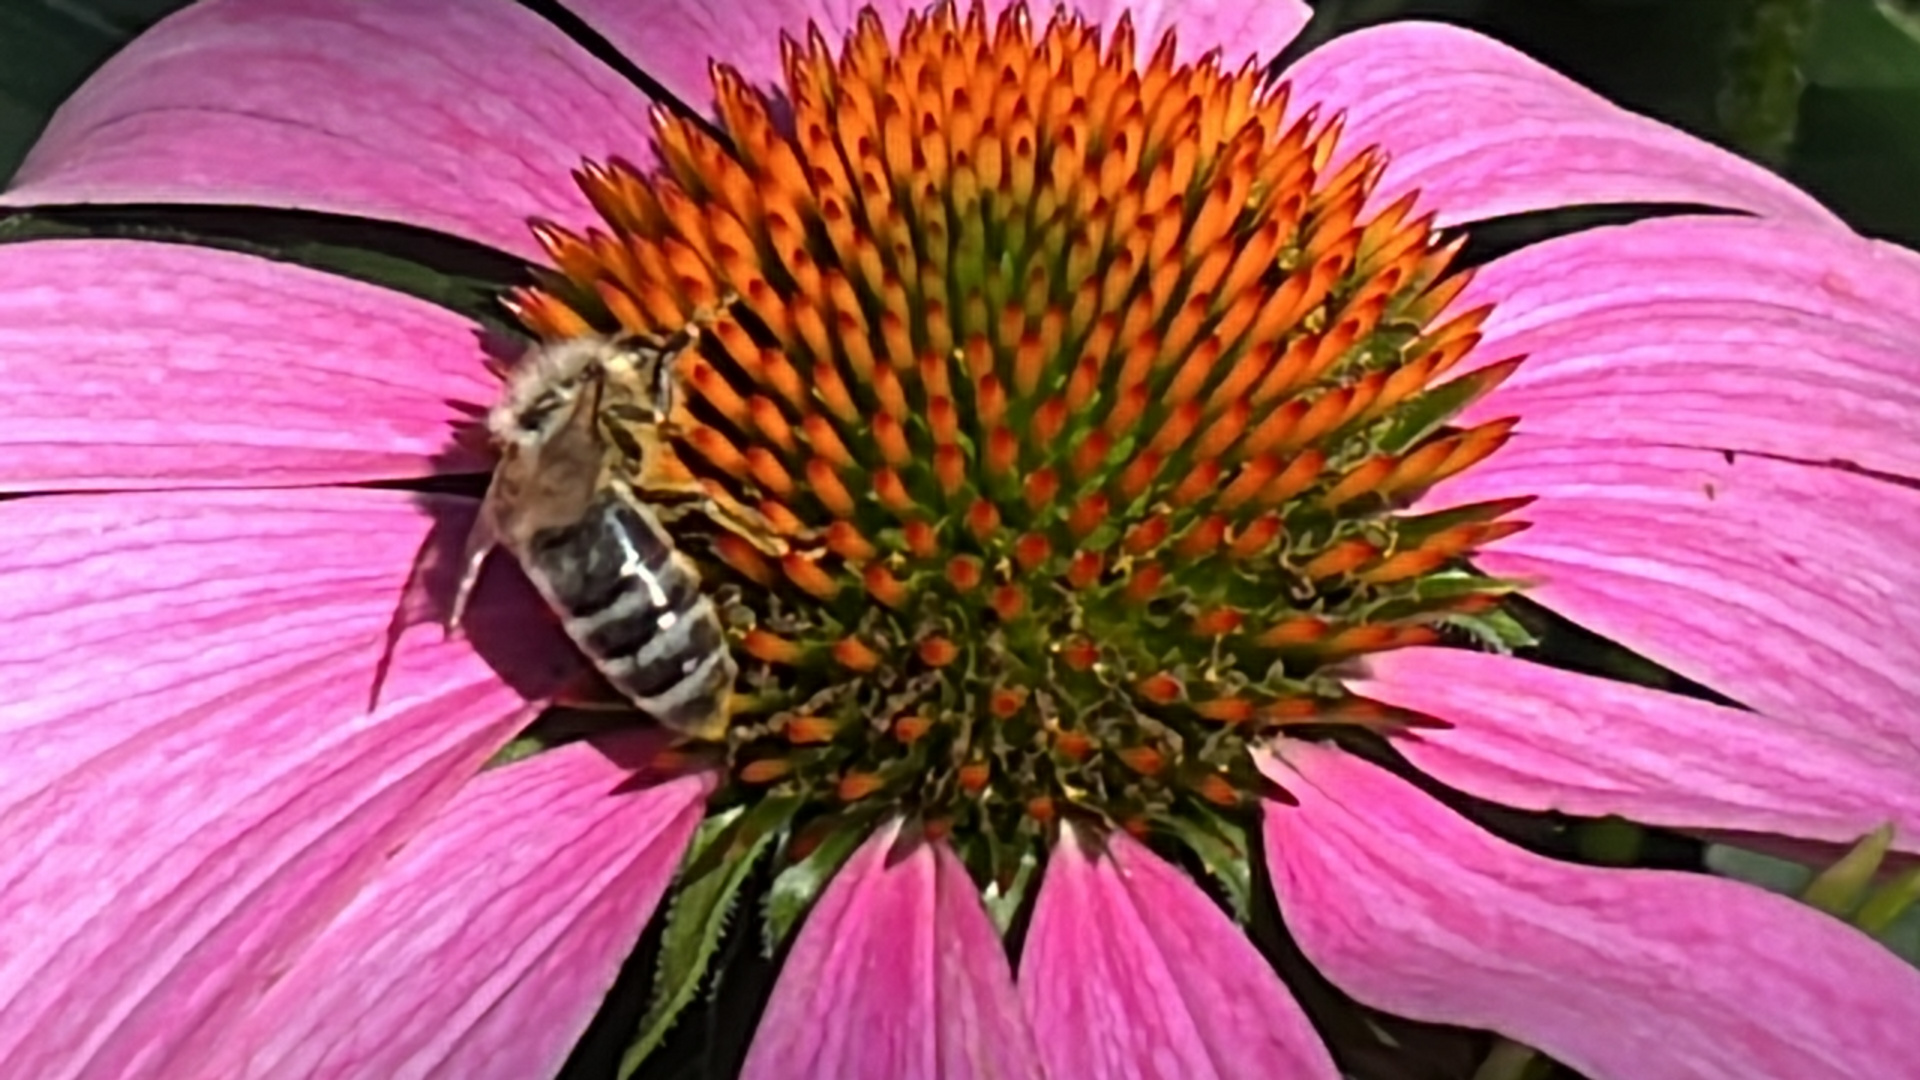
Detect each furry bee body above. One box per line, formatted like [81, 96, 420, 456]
[452, 330, 778, 740]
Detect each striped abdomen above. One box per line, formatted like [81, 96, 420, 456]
[521, 488, 735, 737]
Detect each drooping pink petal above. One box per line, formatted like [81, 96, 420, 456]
[1352, 647, 1920, 854]
[205, 736, 711, 1080]
[0, 239, 499, 492]
[1447, 215, 1920, 480]
[563, 0, 1312, 111]
[0, 488, 575, 1080]
[742, 822, 1043, 1080]
[2, 0, 657, 260]
[1261, 742, 1920, 1080]
[1021, 827, 1338, 1080]
[1426, 436, 1920, 761]
[1280, 22, 1838, 227]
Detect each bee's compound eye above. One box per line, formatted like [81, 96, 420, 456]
[518, 388, 569, 433]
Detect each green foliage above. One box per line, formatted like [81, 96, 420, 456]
[1800, 822, 1895, 916]
[1156, 806, 1257, 923]
[0, 1, 184, 177]
[1709, 830, 1920, 968]
[620, 804, 788, 1079]
[1571, 816, 1647, 867]
[761, 814, 873, 948]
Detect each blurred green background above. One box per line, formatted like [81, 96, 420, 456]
[5, 0, 1920, 245]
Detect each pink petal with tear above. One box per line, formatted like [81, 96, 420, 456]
[1352, 647, 1920, 854]
[1449, 215, 1920, 480]
[1261, 743, 1920, 1080]
[563, 0, 1311, 112]
[742, 822, 1043, 1080]
[1280, 22, 1837, 227]
[209, 736, 711, 1080]
[0, 239, 498, 492]
[1021, 827, 1338, 1080]
[1426, 436, 1920, 761]
[3, 0, 657, 260]
[0, 487, 576, 1080]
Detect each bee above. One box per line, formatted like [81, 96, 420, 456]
[450, 324, 783, 740]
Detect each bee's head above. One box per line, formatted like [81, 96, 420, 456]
[488, 334, 681, 452]
[487, 337, 621, 451]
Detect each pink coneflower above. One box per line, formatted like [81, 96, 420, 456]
[2, 0, 1917, 1077]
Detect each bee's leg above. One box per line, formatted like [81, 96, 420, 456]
[638, 294, 734, 413]
[657, 491, 796, 556]
[706, 582, 757, 630]
[447, 505, 499, 635]
[632, 442, 798, 555]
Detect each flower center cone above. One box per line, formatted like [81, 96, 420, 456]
[511, 0, 1529, 869]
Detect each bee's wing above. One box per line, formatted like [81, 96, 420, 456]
[447, 465, 507, 634]
[450, 371, 611, 635]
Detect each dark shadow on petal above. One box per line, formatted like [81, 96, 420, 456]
[371, 492, 584, 709]
[516, 0, 730, 147]
[1450, 203, 1738, 269]
[0, 203, 529, 322]
[1315, 728, 1707, 872]
[1501, 594, 1746, 710]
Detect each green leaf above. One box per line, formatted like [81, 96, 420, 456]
[980, 841, 1040, 934]
[1157, 808, 1254, 923]
[1807, 0, 1920, 88]
[480, 736, 548, 771]
[1877, 0, 1920, 43]
[1436, 607, 1537, 654]
[675, 794, 801, 884]
[1799, 823, 1894, 917]
[1791, 0, 1920, 242]
[1375, 360, 1518, 456]
[1571, 816, 1646, 866]
[762, 815, 874, 948]
[1708, 832, 1920, 968]
[1856, 865, 1920, 936]
[0, 1, 189, 179]
[1470, 1038, 1552, 1080]
[620, 804, 786, 1079]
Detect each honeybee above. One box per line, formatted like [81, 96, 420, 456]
[451, 324, 782, 740]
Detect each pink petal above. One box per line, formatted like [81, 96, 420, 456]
[564, 0, 1312, 113]
[1450, 215, 1920, 480]
[1353, 647, 1920, 854]
[2, 0, 657, 260]
[1262, 743, 1920, 1080]
[0, 239, 498, 491]
[0, 487, 574, 1080]
[1021, 827, 1338, 1080]
[1427, 436, 1920, 762]
[208, 737, 711, 1080]
[741, 822, 1043, 1080]
[1280, 22, 1838, 227]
